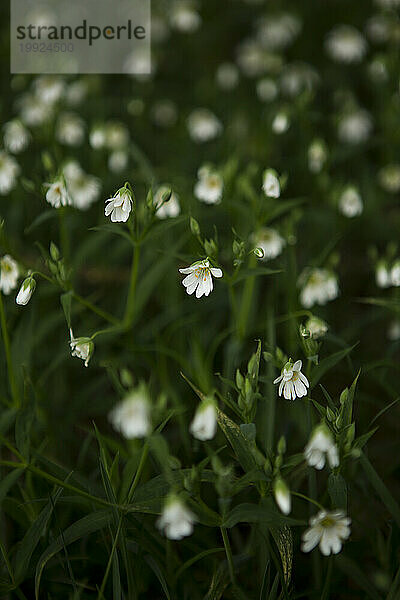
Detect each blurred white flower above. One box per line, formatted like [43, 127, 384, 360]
[376, 260, 391, 288]
[262, 169, 281, 198]
[56, 113, 85, 147]
[106, 122, 130, 150]
[69, 329, 94, 367]
[304, 316, 328, 339]
[108, 150, 129, 173]
[190, 400, 217, 441]
[34, 75, 65, 104]
[299, 268, 339, 308]
[236, 40, 270, 77]
[302, 510, 351, 555]
[388, 320, 400, 341]
[374, 0, 400, 7]
[105, 187, 133, 223]
[157, 496, 196, 540]
[379, 164, 400, 193]
[308, 139, 328, 174]
[109, 385, 151, 439]
[90, 125, 107, 150]
[257, 13, 301, 51]
[253, 228, 285, 261]
[179, 259, 223, 298]
[169, 1, 201, 33]
[0, 255, 19, 295]
[368, 57, 388, 84]
[272, 111, 290, 134]
[3, 120, 30, 154]
[194, 166, 223, 204]
[0, 151, 20, 194]
[45, 180, 71, 208]
[256, 77, 278, 102]
[366, 15, 391, 44]
[305, 424, 339, 470]
[274, 359, 309, 401]
[66, 80, 88, 106]
[187, 109, 222, 143]
[338, 110, 372, 145]
[16, 276, 36, 306]
[216, 63, 239, 90]
[390, 260, 400, 286]
[151, 100, 178, 128]
[279, 62, 318, 98]
[338, 186, 363, 218]
[154, 185, 181, 219]
[274, 478, 291, 515]
[325, 25, 367, 64]
[63, 160, 101, 211]
[17, 93, 51, 127]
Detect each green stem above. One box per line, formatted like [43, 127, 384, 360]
[124, 245, 140, 326]
[220, 527, 236, 585]
[97, 517, 123, 600]
[73, 293, 119, 326]
[237, 255, 256, 340]
[0, 292, 19, 407]
[265, 288, 276, 452]
[127, 442, 149, 503]
[59, 207, 70, 265]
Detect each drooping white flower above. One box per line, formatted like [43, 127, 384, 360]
[194, 166, 223, 204]
[304, 424, 339, 470]
[274, 478, 291, 515]
[302, 510, 351, 556]
[105, 186, 133, 223]
[216, 63, 239, 91]
[304, 316, 328, 339]
[256, 77, 278, 102]
[169, 1, 201, 33]
[308, 139, 328, 174]
[272, 111, 290, 134]
[154, 185, 181, 219]
[338, 186, 363, 218]
[56, 112, 85, 147]
[0, 255, 19, 295]
[187, 109, 222, 143]
[45, 180, 71, 208]
[262, 169, 281, 198]
[109, 384, 151, 439]
[3, 120, 31, 154]
[69, 329, 94, 367]
[16, 276, 36, 306]
[157, 496, 196, 540]
[190, 400, 217, 441]
[376, 260, 391, 288]
[379, 164, 400, 194]
[391, 260, 400, 286]
[325, 25, 367, 64]
[253, 228, 285, 261]
[299, 268, 339, 308]
[273, 359, 309, 401]
[179, 259, 223, 298]
[0, 151, 20, 195]
[338, 110, 372, 145]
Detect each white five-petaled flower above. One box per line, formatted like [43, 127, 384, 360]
[274, 359, 309, 401]
[190, 400, 217, 441]
[262, 169, 281, 198]
[304, 424, 339, 470]
[274, 478, 291, 515]
[46, 180, 71, 208]
[157, 496, 196, 540]
[109, 384, 151, 439]
[105, 187, 133, 223]
[302, 510, 351, 556]
[179, 259, 223, 298]
[69, 329, 94, 368]
[0, 255, 19, 295]
[16, 276, 36, 306]
[194, 166, 224, 205]
[299, 268, 339, 308]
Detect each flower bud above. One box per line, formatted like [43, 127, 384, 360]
[16, 277, 36, 306]
[274, 478, 291, 515]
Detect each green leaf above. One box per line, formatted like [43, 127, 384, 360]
[217, 409, 258, 474]
[310, 344, 358, 388]
[0, 469, 24, 504]
[360, 452, 400, 528]
[223, 502, 304, 528]
[60, 291, 73, 329]
[328, 472, 347, 510]
[144, 554, 171, 600]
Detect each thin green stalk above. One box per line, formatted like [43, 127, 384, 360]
[0, 292, 19, 407]
[265, 288, 276, 452]
[73, 293, 119, 326]
[220, 527, 236, 585]
[237, 254, 256, 340]
[0, 538, 14, 584]
[59, 207, 70, 265]
[97, 518, 123, 600]
[124, 245, 140, 326]
[127, 442, 149, 503]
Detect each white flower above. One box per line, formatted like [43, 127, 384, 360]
[105, 187, 133, 223]
[0, 151, 20, 194]
[187, 109, 222, 143]
[45, 180, 71, 208]
[274, 478, 291, 515]
[169, 1, 201, 33]
[106, 122, 130, 150]
[236, 39, 270, 78]
[108, 151, 129, 173]
[274, 359, 309, 401]
[3, 120, 30, 154]
[279, 62, 318, 98]
[272, 112, 290, 134]
[16, 277, 36, 306]
[0, 255, 19, 295]
[157, 496, 196, 540]
[338, 186, 363, 218]
[63, 161, 101, 211]
[194, 166, 223, 204]
[325, 25, 367, 64]
[253, 228, 285, 261]
[302, 510, 351, 556]
[257, 13, 301, 51]
[66, 80, 88, 106]
[262, 169, 281, 198]
[17, 93, 51, 127]
[299, 268, 339, 308]
[338, 110, 372, 145]
[190, 400, 217, 441]
[304, 424, 339, 470]
[256, 78, 278, 102]
[56, 112, 85, 147]
[308, 139, 328, 174]
[34, 75, 65, 105]
[379, 164, 400, 194]
[90, 125, 107, 149]
[154, 186, 181, 219]
[216, 63, 239, 90]
[391, 260, 400, 287]
[376, 261, 391, 288]
[69, 329, 94, 367]
[179, 259, 223, 298]
[304, 316, 328, 339]
[109, 385, 151, 439]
